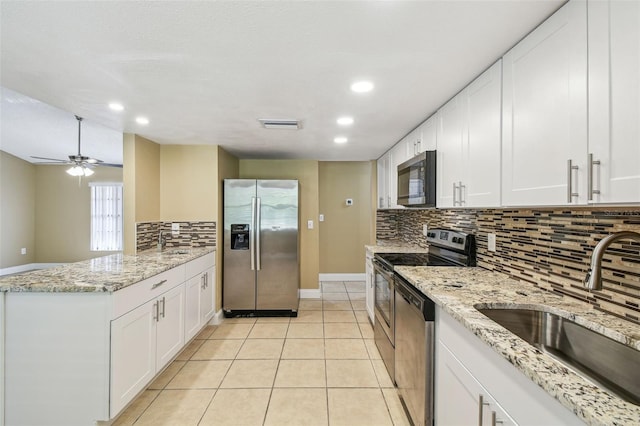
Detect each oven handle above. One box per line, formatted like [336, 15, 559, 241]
[373, 261, 394, 282]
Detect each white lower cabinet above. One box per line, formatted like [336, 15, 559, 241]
[435, 307, 583, 426]
[4, 251, 216, 426]
[185, 253, 216, 341]
[365, 250, 375, 323]
[111, 281, 185, 417]
[110, 298, 158, 417]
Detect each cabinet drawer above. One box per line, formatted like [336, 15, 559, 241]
[185, 252, 215, 279]
[111, 265, 185, 319]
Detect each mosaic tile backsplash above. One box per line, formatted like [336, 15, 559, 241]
[136, 221, 216, 252]
[377, 208, 640, 324]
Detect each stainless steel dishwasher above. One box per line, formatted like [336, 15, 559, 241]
[395, 273, 436, 426]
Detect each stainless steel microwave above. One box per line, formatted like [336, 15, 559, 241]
[397, 150, 436, 207]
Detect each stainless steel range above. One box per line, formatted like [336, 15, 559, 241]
[373, 229, 476, 426]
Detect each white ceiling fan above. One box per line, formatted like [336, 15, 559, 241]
[31, 115, 123, 176]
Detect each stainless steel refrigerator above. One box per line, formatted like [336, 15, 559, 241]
[223, 179, 299, 316]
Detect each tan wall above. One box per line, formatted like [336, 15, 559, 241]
[123, 134, 160, 254]
[160, 145, 218, 221]
[318, 161, 374, 273]
[0, 151, 36, 268]
[34, 165, 123, 263]
[215, 147, 239, 309]
[239, 160, 320, 290]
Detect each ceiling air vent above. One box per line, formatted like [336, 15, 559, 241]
[258, 119, 301, 130]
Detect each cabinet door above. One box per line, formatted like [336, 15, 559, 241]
[437, 95, 465, 208]
[110, 300, 156, 417]
[502, 0, 588, 206]
[437, 342, 516, 426]
[365, 255, 374, 323]
[588, 0, 640, 203]
[377, 154, 390, 208]
[465, 60, 502, 207]
[419, 115, 438, 152]
[389, 143, 405, 208]
[155, 284, 185, 370]
[201, 266, 215, 323]
[184, 274, 202, 342]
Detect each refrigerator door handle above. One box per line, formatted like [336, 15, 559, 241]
[256, 197, 262, 270]
[250, 197, 256, 271]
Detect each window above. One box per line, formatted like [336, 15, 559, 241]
[90, 182, 123, 251]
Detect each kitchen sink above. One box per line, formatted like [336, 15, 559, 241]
[475, 306, 640, 406]
[167, 249, 190, 255]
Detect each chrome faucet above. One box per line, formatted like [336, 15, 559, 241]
[584, 231, 640, 291]
[157, 230, 166, 251]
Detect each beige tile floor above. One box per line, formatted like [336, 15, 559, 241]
[114, 281, 410, 426]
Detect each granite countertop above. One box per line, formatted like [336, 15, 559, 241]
[0, 247, 215, 293]
[365, 240, 428, 254]
[395, 266, 640, 426]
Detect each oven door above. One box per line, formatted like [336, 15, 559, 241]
[373, 259, 395, 344]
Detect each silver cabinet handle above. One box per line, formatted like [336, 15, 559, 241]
[567, 159, 579, 202]
[459, 181, 465, 206]
[588, 153, 601, 201]
[387, 196, 391, 207]
[160, 297, 166, 319]
[453, 182, 458, 206]
[201, 274, 206, 290]
[151, 279, 167, 290]
[153, 301, 159, 322]
[491, 411, 504, 426]
[478, 394, 490, 426]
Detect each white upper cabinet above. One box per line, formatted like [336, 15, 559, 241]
[437, 95, 465, 208]
[389, 143, 406, 208]
[377, 152, 391, 208]
[437, 60, 502, 208]
[502, 0, 588, 206]
[588, 0, 640, 203]
[419, 115, 438, 153]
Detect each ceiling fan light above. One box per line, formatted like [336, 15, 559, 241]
[66, 165, 94, 177]
[66, 165, 85, 176]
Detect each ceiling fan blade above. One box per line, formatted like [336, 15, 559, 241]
[98, 163, 123, 168]
[33, 161, 72, 165]
[31, 155, 67, 162]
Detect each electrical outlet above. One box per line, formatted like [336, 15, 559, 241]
[307, 220, 314, 229]
[21, 247, 27, 255]
[171, 222, 180, 236]
[488, 233, 497, 252]
[422, 224, 428, 236]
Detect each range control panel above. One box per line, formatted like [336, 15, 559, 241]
[426, 228, 470, 251]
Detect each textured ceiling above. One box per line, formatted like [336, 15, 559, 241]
[0, 1, 564, 163]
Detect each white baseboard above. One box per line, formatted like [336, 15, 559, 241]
[299, 288, 322, 299]
[0, 263, 65, 277]
[210, 309, 225, 325]
[318, 273, 366, 282]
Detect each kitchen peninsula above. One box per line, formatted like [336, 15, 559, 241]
[0, 247, 216, 426]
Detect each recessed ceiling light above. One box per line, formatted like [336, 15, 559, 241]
[108, 102, 124, 111]
[337, 116, 354, 126]
[334, 136, 348, 144]
[136, 117, 149, 125]
[350, 81, 374, 93]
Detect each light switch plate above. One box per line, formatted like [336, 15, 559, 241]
[319, 214, 324, 222]
[21, 247, 27, 255]
[307, 220, 314, 229]
[488, 233, 497, 252]
[171, 222, 180, 235]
